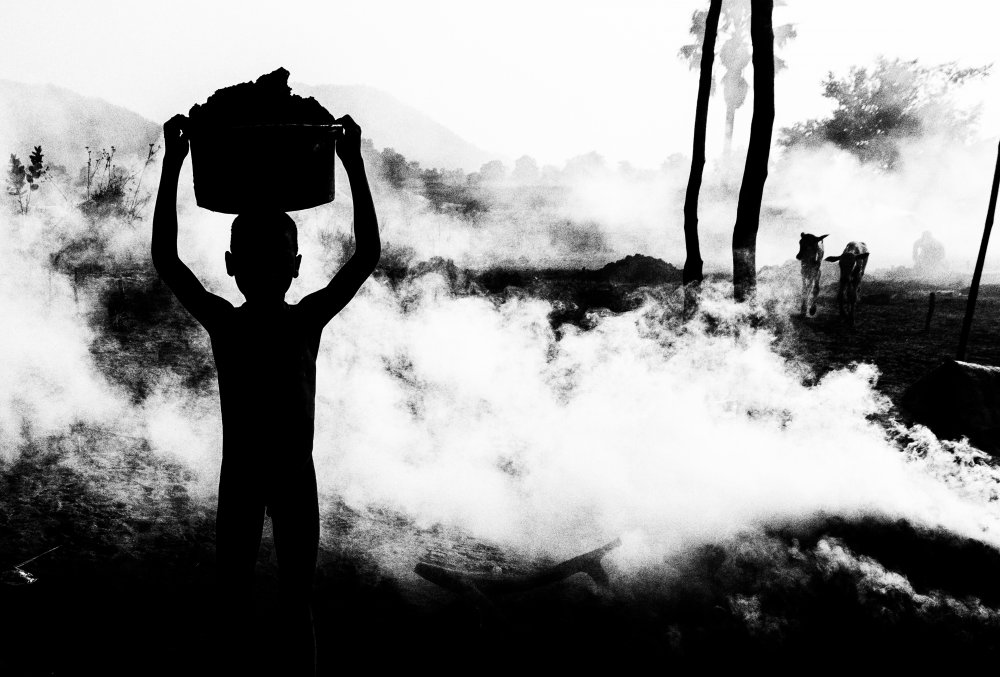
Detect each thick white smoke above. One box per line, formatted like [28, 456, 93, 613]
[0, 211, 121, 457]
[304, 276, 1000, 566]
[3, 139, 1000, 585]
[765, 134, 1000, 275]
[292, 129, 1000, 279]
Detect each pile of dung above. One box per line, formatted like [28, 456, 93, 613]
[188, 67, 335, 127]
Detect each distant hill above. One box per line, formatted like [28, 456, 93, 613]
[0, 79, 499, 174]
[293, 83, 499, 171]
[0, 80, 161, 168]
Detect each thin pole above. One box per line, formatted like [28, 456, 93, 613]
[13, 545, 61, 569]
[958, 140, 1000, 361]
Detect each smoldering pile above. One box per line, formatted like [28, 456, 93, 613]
[187, 67, 335, 127]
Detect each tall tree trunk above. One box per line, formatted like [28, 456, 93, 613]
[723, 104, 736, 156]
[683, 0, 723, 287]
[732, 0, 775, 303]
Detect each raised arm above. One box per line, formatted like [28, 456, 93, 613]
[151, 114, 232, 330]
[299, 115, 381, 328]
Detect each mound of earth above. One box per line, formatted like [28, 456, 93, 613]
[598, 254, 681, 284]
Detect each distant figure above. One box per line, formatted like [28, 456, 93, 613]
[825, 242, 870, 326]
[795, 232, 828, 316]
[913, 230, 945, 276]
[151, 114, 380, 675]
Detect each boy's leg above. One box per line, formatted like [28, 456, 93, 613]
[216, 460, 266, 672]
[270, 461, 320, 676]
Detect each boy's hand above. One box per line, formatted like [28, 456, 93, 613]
[163, 114, 190, 167]
[334, 115, 363, 169]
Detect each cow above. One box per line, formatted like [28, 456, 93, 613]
[795, 232, 828, 316]
[825, 241, 870, 326]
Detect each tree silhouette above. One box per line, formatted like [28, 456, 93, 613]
[732, 0, 774, 302]
[6, 146, 46, 215]
[780, 58, 990, 170]
[679, 0, 795, 154]
[682, 0, 723, 287]
[479, 160, 506, 184]
[511, 155, 540, 183]
[377, 147, 418, 190]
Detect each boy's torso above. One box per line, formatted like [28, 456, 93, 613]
[208, 301, 321, 469]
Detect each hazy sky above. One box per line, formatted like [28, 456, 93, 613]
[0, 0, 997, 166]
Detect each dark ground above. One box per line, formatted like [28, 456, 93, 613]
[4, 268, 1000, 674]
[788, 281, 1000, 406]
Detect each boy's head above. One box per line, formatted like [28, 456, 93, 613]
[225, 211, 301, 301]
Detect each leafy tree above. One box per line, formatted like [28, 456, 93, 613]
[479, 160, 506, 184]
[511, 155, 539, 183]
[6, 146, 46, 214]
[420, 167, 458, 210]
[358, 139, 490, 214]
[376, 147, 420, 190]
[377, 147, 407, 189]
[679, 0, 795, 154]
[439, 168, 466, 185]
[780, 58, 990, 169]
[564, 151, 607, 177]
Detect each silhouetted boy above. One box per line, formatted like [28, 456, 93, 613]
[151, 113, 379, 675]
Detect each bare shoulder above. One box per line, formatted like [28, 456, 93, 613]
[197, 294, 237, 334]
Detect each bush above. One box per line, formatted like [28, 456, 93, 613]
[79, 144, 159, 221]
[6, 146, 46, 214]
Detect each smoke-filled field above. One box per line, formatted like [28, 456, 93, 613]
[5, 128, 1000, 674]
[9, 1, 1000, 660]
